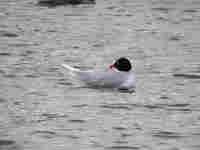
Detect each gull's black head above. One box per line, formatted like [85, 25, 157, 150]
[110, 57, 132, 72]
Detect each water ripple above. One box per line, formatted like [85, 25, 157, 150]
[66, 135, 80, 139]
[165, 103, 190, 107]
[112, 126, 127, 131]
[0, 30, 18, 37]
[183, 9, 198, 13]
[107, 146, 140, 150]
[100, 104, 132, 111]
[57, 78, 73, 86]
[0, 98, 6, 103]
[0, 140, 15, 146]
[153, 103, 192, 112]
[68, 119, 86, 123]
[41, 113, 68, 119]
[37, 0, 95, 7]
[31, 130, 57, 139]
[0, 52, 12, 56]
[35, 113, 68, 122]
[71, 104, 88, 108]
[152, 131, 185, 139]
[173, 73, 200, 79]
[100, 102, 194, 112]
[23, 73, 39, 78]
[100, 103, 164, 111]
[114, 140, 128, 144]
[152, 7, 173, 13]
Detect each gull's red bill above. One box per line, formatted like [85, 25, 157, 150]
[109, 64, 115, 69]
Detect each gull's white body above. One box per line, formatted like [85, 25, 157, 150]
[62, 64, 136, 90]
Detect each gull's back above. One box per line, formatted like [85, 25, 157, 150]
[77, 70, 135, 89]
[62, 64, 136, 90]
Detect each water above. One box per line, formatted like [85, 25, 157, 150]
[0, 0, 200, 149]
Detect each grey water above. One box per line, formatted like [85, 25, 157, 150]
[0, 0, 200, 150]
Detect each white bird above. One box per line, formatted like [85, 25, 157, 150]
[62, 57, 136, 91]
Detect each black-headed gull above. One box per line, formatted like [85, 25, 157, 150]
[62, 57, 136, 91]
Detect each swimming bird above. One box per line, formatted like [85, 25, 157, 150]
[62, 57, 136, 91]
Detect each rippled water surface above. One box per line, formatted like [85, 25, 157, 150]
[1, 0, 200, 150]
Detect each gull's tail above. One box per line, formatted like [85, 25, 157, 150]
[62, 64, 81, 76]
